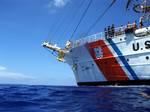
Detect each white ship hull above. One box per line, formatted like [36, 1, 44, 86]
[65, 27, 150, 86]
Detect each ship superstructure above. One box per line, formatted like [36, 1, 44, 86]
[42, 0, 150, 86]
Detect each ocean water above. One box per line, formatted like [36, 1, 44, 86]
[0, 85, 149, 112]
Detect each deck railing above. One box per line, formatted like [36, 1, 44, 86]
[72, 32, 104, 48]
[72, 25, 127, 48]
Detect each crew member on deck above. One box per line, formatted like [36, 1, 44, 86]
[127, 21, 131, 29]
[107, 26, 111, 37]
[139, 16, 144, 28]
[104, 28, 107, 38]
[133, 20, 137, 30]
[111, 24, 115, 37]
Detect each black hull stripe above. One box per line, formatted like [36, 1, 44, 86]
[77, 80, 150, 86]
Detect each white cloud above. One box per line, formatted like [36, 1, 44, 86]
[0, 66, 6, 71]
[0, 65, 34, 82]
[48, 0, 71, 8]
[0, 71, 34, 80]
[54, 0, 70, 7]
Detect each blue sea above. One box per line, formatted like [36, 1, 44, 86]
[0, 85, 150, 112]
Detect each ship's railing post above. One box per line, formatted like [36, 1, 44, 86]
[72, 26, 127, 48]
[113, 26, 126, 37]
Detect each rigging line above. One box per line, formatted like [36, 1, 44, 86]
[46, 20, 57, 41]
[84, 0, 116, 36]
[52, 9, 72, 42]
[69, 0, 93, 40]
[56, 0, 86, 43]
[46, 16, 62, 42]
[46, 6, 70, 42]
[61, 0, 86, 38]
[44, 47, 57, 57]
[126, 0, 132, 10]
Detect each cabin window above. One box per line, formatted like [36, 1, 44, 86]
[94, 47, 102, 58]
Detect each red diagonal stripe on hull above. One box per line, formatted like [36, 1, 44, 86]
[87, 40, 129, 81]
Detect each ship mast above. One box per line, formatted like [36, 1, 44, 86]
[132, 0, 150, 24]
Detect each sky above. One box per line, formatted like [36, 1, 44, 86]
[0, 0, 141, 85]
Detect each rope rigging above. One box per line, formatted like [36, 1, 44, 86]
[44, 47, 57, 57]
[42, 0, 150, 62]
[69, 0, 93, 40]
[45, 0, 87, 44]
[83, 0, 116, 36]
[42, 0, 90, 61]
[46, 3, 73, 42]
[56, 0, 86, 43]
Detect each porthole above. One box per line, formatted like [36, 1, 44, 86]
[127, 59, 129, 62]
[146, 56, 149, 60]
